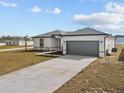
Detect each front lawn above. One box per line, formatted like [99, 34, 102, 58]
[0, 46, 26, 50]
[54, 45, 124, 93]
[0, 50, 53, 75]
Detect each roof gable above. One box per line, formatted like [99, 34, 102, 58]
[64, 27, 110, 36]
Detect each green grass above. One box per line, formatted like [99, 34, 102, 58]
[54, 45, 124, 93]
[0, 50, 53, 75]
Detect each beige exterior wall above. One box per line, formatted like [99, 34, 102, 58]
[44, 38, 60, 48]
[33, 38, 61, 50]
[33, 38, 40, 48]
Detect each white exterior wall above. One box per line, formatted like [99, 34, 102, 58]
[5, 40, 19, 46]
[0, 43, 6, 46]
[105, 36, 115, 54]
[62, 35, 105, 57]
[5, 40, 33, 46]
[19, 41, 25, 46]
[27, 41, 33, 45]
[112, 37, 115, 49]
[115, 37, 124, 45]
[19, 40, 33, 46]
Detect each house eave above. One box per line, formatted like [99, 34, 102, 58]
[62, 34, 111, 37]
[32, 36, 53, 38]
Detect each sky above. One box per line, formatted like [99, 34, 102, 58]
[0, 0, 124, 36]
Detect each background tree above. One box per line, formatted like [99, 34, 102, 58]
[23, 36, 28, 52]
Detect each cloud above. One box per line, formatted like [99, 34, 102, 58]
[0, 1, 17, 8]
[93, 24, 124, 33]
[73, 12, 124, 32]
[73, 12, 124, 25]
[47, 8, 61, 14]
[30, 6, 42, 14]
[73, 1, 124, 33]
[105, 2, 124, 14]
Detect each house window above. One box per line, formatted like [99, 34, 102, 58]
[40, 39, 44, 47]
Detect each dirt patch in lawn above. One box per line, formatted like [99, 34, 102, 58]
[54, 45, 124, 93]
[0, 50, 53, 76]
[118, 49, 124, 61]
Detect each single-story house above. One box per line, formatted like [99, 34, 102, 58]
[115, 35, 124, 45]
[0, 41, 6, 46]
[32, 27, 115, 57]
[5, 39, 33, 46]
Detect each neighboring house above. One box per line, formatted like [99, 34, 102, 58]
[115, 35, 124, 45]
[0, 41, 6, 46]
[32, 27, 115, 57]
[5, 39, 33, 46]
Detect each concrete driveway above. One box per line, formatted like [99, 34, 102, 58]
[0, 55, 97, 93]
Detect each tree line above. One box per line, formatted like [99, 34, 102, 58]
[0, 35, 31, 41]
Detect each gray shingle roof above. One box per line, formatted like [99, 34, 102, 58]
[63, 27, 110, 36]
[32, 30, 66, 38]
[32, 27, 110, 38]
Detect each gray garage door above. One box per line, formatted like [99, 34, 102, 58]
[67, 41, 99, 57]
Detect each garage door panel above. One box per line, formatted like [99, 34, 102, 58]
[67, 41, 99, 57]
